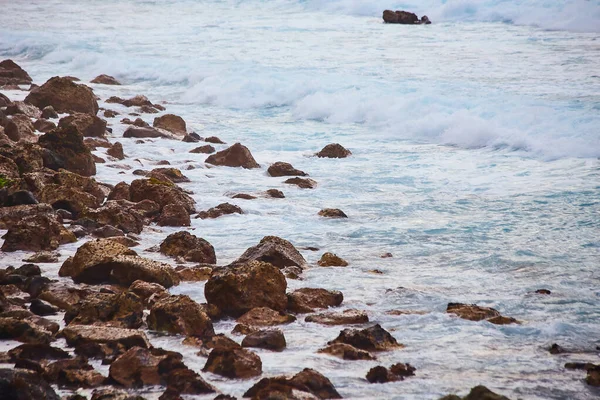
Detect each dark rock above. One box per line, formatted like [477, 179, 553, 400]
[204, 136, 225, 144]
[383, 10, 430, 24]
[158, 203, 191, 226]
[129, 178, 195, 213]
[23, 251, 59, 263]
[439, 385, 511, 400]
[284, 177, 317, 189]
[197, 202, 243, 219]
[203, 347, 262, 378]
[237, 307, 296, 327]
[160, 231, 216, 263]
[242, 329, 286, 352]
[153, 114, 186, 135]
[30, 299, 59, 316]
[0, 368, 60, 400]
[306, 309, 368, 326]
[535, 289, 551, 295]
[318, 343, 375, 360]
[267, 162, 307, 177]
[232, 193, 256, 200]
[0, 59, 32, 86]
[25, 76, 98, 115]
[5, 101, 42, 119]
[104, 109, 119, 118]
[317, 252, 348, 267]
[38, 124, 96, 176]
[328, 324, 402, 351]
[83, 200, 147, 234]
[65, 290, 144, 329]
[1, 212, 76, 252]
[91, 75, 121, 85]
[205, 142, 259, 169]
[41, 106, 58, 119]
[4, 114, 36, 142]
[123, 126, 167, 139]
[107, 182, 130, 201]
[107, 142, 125, 159]
[235, 235, 306, 269]
[7, 343, 70, 362]
[318, 209, 347, 219]
[0, 317, 53, 344]
[287, 288, 343, 314]
[446, 303, 519, 325]
[366, 365, 400, 383]
[58, 113, 106, 137]
[244, 368, 341, 399]
[93, 225, 125, 238]
[316, 143, 351, 158]
[586, 365, 600, 386]
[265, 189, 285, 198]
[190, 145, 215, 154]
[109, 346, 182, 387]
[147, 295, 214, 337]
[61, 325, 151, 357]
[33, 118, 56, 133]
[43, 357, 106, 387]
[549, 343, 565, 354]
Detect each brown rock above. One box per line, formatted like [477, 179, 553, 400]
[0, 317, 53, 344]
[59, 238, 136, 279]
[487, 316, 520, 325]
[1, 212, 76, 252]
[328, 324, 402, 351]
[587, 365, 600, 386]
[535, 289, 551, 295]
[440, 385, 511, 400]
[203, 347, 262, 378]
[205, 142, 259, 169]
[123, 125, 167, 139]
[267, 162, 307, 177]
[7, 343, 70, 362]
[164, 367, 216, 395]
[58, 113, 107, 137]
[204, 136, 225, 144]
[104, 109, 119, 118]
[176, 266, 213, 281]
[306, 309, 368, 326]
[23, 251, 60, 263]
[147, 295, 214, 337]
[242, 329, 286, 352]
[190, 145, 215, 154]
[317, 252, 348, 267]
[65, 290, 144, 329]
[160, 231, 216, 263]
[197, 202, 243, 219]
[158, 203, 191, 226]
[25, 76, 99, 115]
[318, 209, 347, 218]
[91, 75, 121, 85]
[43, 357, 106, 387]
[235, 235, 306, 269]
[128, 280, 168, 306]
[284, 177, 317, 189]
[0, 369, 60, 400]
[316, 143, 351, 158]
[318, 343, 375, 360]
[237, 307, 296, 327]
[107, 142, 125, 159]
[287, 288, 343, 314]
[244, 368, 341, 399]
[107, 95, 155, 108]
[382, 10, 420, 24]
[446, 303, 518, 324]
[130, 178, 195, 213]
[108, 182, 130, 201]
[153, 114, 186, 135]
[0, 59, 32, 86]
[38, 124, 96, 176]
[39, 184, 100, 217]
[109, 346, 182, 387]
[366, 366, 400, 383]
[60, 325, 151, 360]
[5, 101, 42, 119]
[83, 200, 146, 234]
[205, 261, 288, 317]
[232, 193, 256, 200]
[4, 114, 35, 142]
[41, 106, 58, 119]
[33, 118, 56, 133]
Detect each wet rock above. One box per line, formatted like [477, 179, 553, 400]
[203, 347, 262, 378]
[287, 288, 343, 314]
[267, 162, 307, 177]
[59, 238, 136, 279]
[3, 190, 38, 207]
[149, 168, 190, 183]
[108, 182, 131, 201]
[318, 343, 375, 360]
[25, 76, 98, 115]
[128, 280, 168, 306]
[318, 209, 347, 219]
[390, 362, 416, 377]
[586, 365, 600, 386]
[205, 261, 288, 317]
[33, 118, 56, 133]
[107, 95, 159, 108]
[242, 329, 286, 352]
[0, 93, 9, 107]
[190, 144, 215, 154]
[366, 363, 416, 383]
[30, 299, 59, 316]
[158, 203, 191, 226]
[44, 357, 106, 387]
[65, 290, 144, 329]
[439, 386, 511, 400]
[39, 184, 100, 218]
[235, 235, 306, 269]
[306, 309, 368, 326]
[91, 75, 121, 85]
[284, 177, 317, 189]
[1, 212, 76, 252]
[41, 106, 58, 119]
[549, 343, 565, 354]
[160, 231, 217, 263]
[237, 307, 296, 327]
[7, 343, 70, 362]
[0, 316, 53, 344]
[486, 316, 520, 325]
[317, 252, 348, 267]
[316, 143, 351, 158]
[535, 289, 551, 295]
[107, 142, 125, 160]
[244, 368, 341, 399]
[4, 114, 35, 142]
[23, 251, 60, 263]
[205, 142, 259, 169]
[84, 200, 147, 234]
[123, 125, 167, 139]
[58, 113, 106, 137]
[5, 101, 42, 119]
[93, 225, 125, 238]
[204, 136, 225, 144]
[91, 388, 147, 400]
[0, 59, 32, 86]
[61, 325, 151, 356]
[0, 368, 60, 400]
[197, 202, 243, 219]
[38, 124, 96, 176]
[328, 324, 401, 352]
[148, 295, 215, 337]
[446, 303, 519, 324]
[109, 346, 181, 387]
[383, 10, 431, 24]
[153, 114, 186, 135]
[232, 193, 256, 200]
[182, 132, 201, 143]
[104, 109, 119, 118]
[129, 178, 195, 213]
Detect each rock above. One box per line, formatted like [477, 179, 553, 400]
[439, 386, 511, 400]
[3, 190, 38, 207]
[0, 368, 60, 400]
[30, 299, 59, 316]
[93, 225, 125, 238]
[549, 343, 565, 354]
[65, 290, 144, 329]
[205, 142, 259, 169]
[205, 261, 288, 317]
[7, 343, 70, 362]
[104, 109, 119, 118]
[235, 235, 306, 269]
[287, 288, 343, 314]
[267, 162, 307, 177]
[160, 231, 216, 263]
[0, 59, 32, 86]
[182, 132, 201, 143]
[446, 303, 519, 324]
[122, 125, 167, 138]
[90, 388, 147, 400]
[0, 93, 9, 107]
[41, 106, 58, 119]
[83, 200, 146, 234]
[203, 347, 262, 378]
[128, 280, 168, 306]
[284, 177, 317, 189]
[197, 202, 243, 219]
[101, 255, 180, 288]
[148, 295, 214, 337]
[318, 209, 348, 219]
[328, 324, 401, 351]
[129, 178, 195, 213]
[305, 309, 368, 325]
[58, 113, 106, 137]
[317, 253, 348, 267]
[109, 347, 182, 387]
[190, 145, 215, 154]
[382, 10, 430, 24]
[59, 238, 136, 279]
[0, 317, 53, 344]
[242, 329, 286, 352]
[318, 343, 375, 360]
[163, 367, 216, 395]
[486, 316, 520, 325]
[232, 193, 256, 200]
[4, 114, 35, 142]
[587, 365, 600, 386]
[244, 368, 341, 399]
[33, 118, 56, 133]
[39, 184, 100, 218]
[43, 357, 106, 387]
[149, 168, 190, 183]
[138, 105, 160, 114]
[316, 143, 351, 158]
[23, 251, 60, 263]
[265, 189, 285, 198]
[25, 76, 98, 115]
[366, 366, 399, 383]
[237, 307, 296, 327]
[153, 114, 186, 135]
[5, 101, 42, 119]
[91, 75, 121, 85]
[176, 266, 213, 282]
[38, 125, 96, 176]
[158, 203, 191, 226]
[108, 182, 130, 201]
[61, 325, 151, 356]
[390, 362, 416, 377]
[535, 289, 551, 295]
[107, 95, 159, 108]
[184, 333, 241, 353]
[204, 136, 224, 144]
[1, 212, 76, 252]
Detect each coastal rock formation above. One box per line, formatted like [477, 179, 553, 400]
[242, 329, 286, 351]
[25, 76, 99, 115]
[0, 59, 32, 86]
[243, 368, 341, 399]
[267, 161, 307, 177]
[64, 290, 144, 329]
[366, 363, 415, 383]
[190, 144, 215, 154]
[153, 114, 186, 135]
[157, 203, 191, 226]
[317, 252, 348, 267]
[306, 309, 368, 325]
[205, 142, 259, 169]
[284, 177, 317, 189]
[4, 114, 36, 142]
[0, 368, 60, 400]
[58, 113, 107, 138]
[318, 208, 348, 218]
[328, 324, 402, 351]
[235, 235, 307, 269]
[197, 202, 243, 219]
[5, 101, 42, 119]
[439, 385, 511, 400]
[237, 307, 296, 327]
[123, 125, 167, 138]
[147, 295, 214, 337]
[383, 10, 431, 25]
[316, 143, 351, 158]
[1, 212, 76, 252]
[159, 231, 216, 263]
[202, 347, 262, 378]
[287, 288, 343, 313]
[446, 303, 519, 325]
[129, 178, 195, 213]
[91, 74, 121, 85]
[38, 125, 97, 176]
[318, 343, 375, 360]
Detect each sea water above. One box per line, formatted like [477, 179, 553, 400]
[0, 0, 599, 399]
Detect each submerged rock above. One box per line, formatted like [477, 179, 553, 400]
[267, 161, 307, 177]
[446, 303, 519, 325]
[25, 76, 99, 115]
[306, 309, 368, 326]
[383, 10, 431, 24]
[318, 343, 375, 360]
[284, 177, 317, 189]
[205, 142, 259, 169]
[318, 209, 348, 219]
[439, 385, 511, 400]
[197, 202, 243, 219]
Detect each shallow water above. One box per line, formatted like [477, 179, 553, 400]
[1, 0, 600, 399]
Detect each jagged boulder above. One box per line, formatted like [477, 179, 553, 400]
[4, 114, 36, 142]
[267, 162, 307, 177]
[205, 142, 259, 169]
[235, 235, 306, 269]
[129, 178, 195, 213]
[147, 295, 214, 337]
[0, 59, 32, 86]
[38, 125, 96, 176]
[242, 329, 286, 352]
[315, 143, 351, 158]
[1, 212, 76, 252]
[159, 231, 216, 263]
[65, 290, 144, 329]
[243, 368, 341, 399]
[91, 75, 121, 85]
[58, 113, 107, 137]
[25, 76, 99, 115]
[153, 114, 186, 135]
[197, 202, 242, 219]
[202, 347, 262, 379]
[328, 324, 402, 351]
[287, 288, 343, 314]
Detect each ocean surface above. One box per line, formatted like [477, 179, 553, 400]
[1, 0, 600, 399]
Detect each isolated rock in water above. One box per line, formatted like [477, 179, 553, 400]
[317, 252, 348, 267]
[149, 167, 190, 183]
[4, 114, 36, 142]
[318, 208, 348, 218]
[91, 74, 121, 85]
[158, 203, 191, 226]
[306, 309, 368, 326]
[383, 10, 431, 24]
[439, 385, 512, 400]
[203, 347, 262, 378]
[242, 329, 286, 352]
[328, 324, 402, 351]
[41, 106, 58, 119]
[235, 235, 307, 269]
[287, 288, 343, 313]
[59, 239, 136, 279]
[0, 368, 60, 400]
[197, 202, 243, 219]
[318, 343, 375, 360]
[446, 303, 519, 324]
[205, 142, 259, 169]
[244, 368, 341, 399]
[316, 143, 351, 158]
[284, 177, 317, 189]
[65, 291, 144, 329]
[586, 365, 600, 386]
[160, 231, 217, 264]
[129, 178, 195, 213]
[60, 325, 151, 355]
[38, 125, 96, 176]
[107, 94, 159, 108]
[58, 113, 107, 138]
[267, 161, 307, 177]
[147, 295, 215, 337]
[190, 145, 215, 154]
[204, 136, 225, 144]
[1, 213, 76, 252]
[205, 261, 288, 317]
[123, 125, 167, 139]
[237, 307, 296, 327]
[25, 76, 99, 115]
[153, 114, 186, 135]
[0, 59, 33, 86]
[107, 142, 125, 159]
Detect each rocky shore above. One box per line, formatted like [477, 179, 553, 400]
[0, 60, 597, 400]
